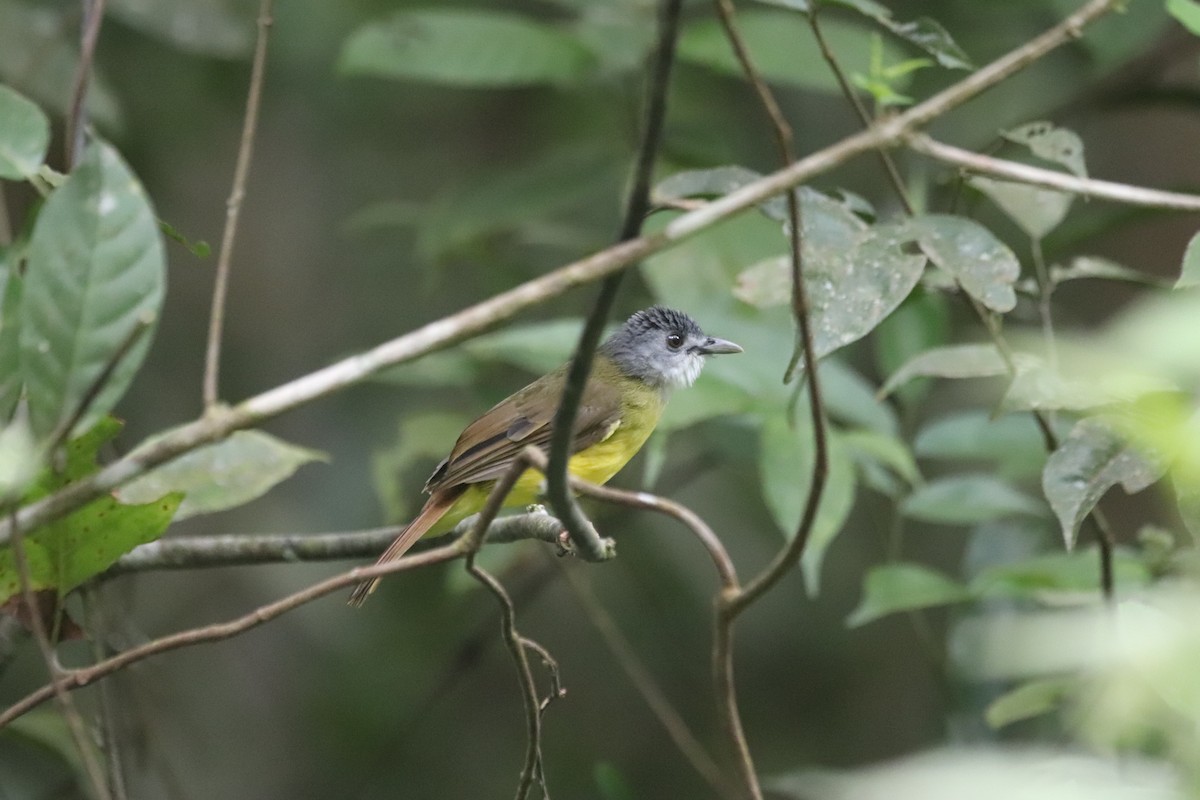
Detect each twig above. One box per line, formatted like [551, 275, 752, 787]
[546, 0, 683, 563]
[8, 511, 112, 799]
[203, 0, 275, 410]
[82, 586, 129, 800]
[0, 0, 1127, 550]
[906, 133, 1200, 211]
[519, 636, 566, 715]
[0, 540, 463, 727]
[48, 316, 153, 453]
[64, 0, 107, 168]
[556, 560, 735, 798]
[807, 8, 915, 215]
[460, 449, 552, 800]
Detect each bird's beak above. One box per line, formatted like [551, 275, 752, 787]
[697, 336, 743, 355]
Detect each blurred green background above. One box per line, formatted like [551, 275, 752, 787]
[2, 0, 1199, 797]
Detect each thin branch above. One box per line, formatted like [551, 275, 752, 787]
[0, 0, 1126, 550]
[8, 512, 112, 799]
[0, 541, 464, 728]
[907, 132, 1200, 211]
[203, 0, 275, 410]
[65, 0, 107, 168]
[48, 316, 153, 453]
[556, 560, 735, 798]
[807, 8, 915, 215]
[546, 0, 683, 562]
[105, 513, 565, 574]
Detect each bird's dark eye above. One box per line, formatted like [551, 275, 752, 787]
[666, 333, 684, 350]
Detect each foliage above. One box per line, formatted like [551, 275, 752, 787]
[1, 0, 1199, 798]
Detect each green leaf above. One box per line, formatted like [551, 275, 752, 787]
[970, 549, 1149, 598]
[968, 176, 1073, 240]
[878, 344, 1011, 398]
[1175, 231, 1200, 289]
[914, 410, 1051, 479]
[19, 140, 165, 441]
[1167, 0, 1200, 36]
[0, 84, 49, 180]
[846, 563, 970, 627]
[999, 357, 1173, 414]
[339, 10, 597, 87]
[0, 415, 38, 502]
[901, 474, 1045, 525]
[985, 678, 1072, 729]
[1049, 256, 1169, 289]
[653, 166, 764, 207]
[1042, 418, 1167, 549]
[1175, 472, 1200, 542]
[820, 359, 898, 436]
[1003, 121, 1088, 179]
[678, 11, 908, 93]
[842, 428, 921, 488]
[116, 431, 327, 521]
[906, 214, 1021, 311]
[107, 0, 254, 57]
[759, 417, 857, 594]
[0, 259, 22, 419]
[0, 419, 181, 602]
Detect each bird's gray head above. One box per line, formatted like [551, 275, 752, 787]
[599, 306, 743, 390]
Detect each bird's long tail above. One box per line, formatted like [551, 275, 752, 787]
[348, 488, 464, 607]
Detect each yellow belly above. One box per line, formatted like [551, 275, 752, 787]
[429, 388, 664, 536]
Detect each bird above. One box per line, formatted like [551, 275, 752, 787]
[348, 306, 742, 606]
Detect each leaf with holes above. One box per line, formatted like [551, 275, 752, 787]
[846, 563, 971, 627]
[0, 418, 180, 603]
[1043, 417, 1167, 549]
[1003, 121, 1087, 178]
[0, 84, 49, 180]
[117, 430, 327, 521]
[19, 141, 165, 441]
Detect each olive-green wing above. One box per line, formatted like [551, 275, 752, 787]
[424, 370, 624, 492]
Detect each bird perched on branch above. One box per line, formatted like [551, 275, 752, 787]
[349, 306, 742, 606]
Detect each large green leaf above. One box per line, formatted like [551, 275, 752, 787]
[846, 562, 970, 627]
[878, 344, 1012, 398]
[0, 84, 49, 180]
[759, 416, 857, 594]
[1042, 418, 1166, 549]
[107, 0, 254, 57]
[339, 10, 598, 87]
[678, 10, 907, 92]
[914, 411, 1051, 479]
[0, 419, 180, 602]
[970, 549, 1149, 598]
[1168, 0, 1200, 34]
[872, 288, 950, 406]
[19, 140, 165, 441]
[901, 474, 1045, 525]
[117, 431, 327, 521]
